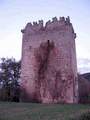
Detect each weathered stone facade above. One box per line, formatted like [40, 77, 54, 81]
[20, 16, 78, 103]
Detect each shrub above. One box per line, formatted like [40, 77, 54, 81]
[71, 111, 90, 120]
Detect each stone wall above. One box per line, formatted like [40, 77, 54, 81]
[20, 16, 78, 103]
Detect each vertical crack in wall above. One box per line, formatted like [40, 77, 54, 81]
[34, 40, 54, 102]
[38, 40, 54, 79]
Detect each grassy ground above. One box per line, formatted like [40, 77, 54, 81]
[0, 102, 90, 120]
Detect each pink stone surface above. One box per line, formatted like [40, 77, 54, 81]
[20, 17, 78, 103]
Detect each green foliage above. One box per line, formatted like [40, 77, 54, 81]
[0, 103, 90, 120]
[71, 111, 90, 120]
[0, 58, 21, 101]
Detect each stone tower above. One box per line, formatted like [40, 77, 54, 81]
[20, 16, 78, 103]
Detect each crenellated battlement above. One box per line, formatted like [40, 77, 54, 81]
[21, 16, 75, 35]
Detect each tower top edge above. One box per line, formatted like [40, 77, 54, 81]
[21, 16, 75, 35]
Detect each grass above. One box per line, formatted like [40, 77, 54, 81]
[0, 102, 90, 120]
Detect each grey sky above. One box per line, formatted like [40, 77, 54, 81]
[0, 0, 90, 73]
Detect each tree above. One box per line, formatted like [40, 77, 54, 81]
[0, 58, 21, 101]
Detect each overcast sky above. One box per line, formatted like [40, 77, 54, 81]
[0, 0, 90, 73]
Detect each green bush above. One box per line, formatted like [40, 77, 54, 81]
[71, 111, 90, 120]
